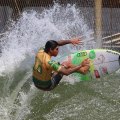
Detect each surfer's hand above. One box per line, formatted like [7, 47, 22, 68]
[81, 58, 90, 67]
[70, 38, 83, 46]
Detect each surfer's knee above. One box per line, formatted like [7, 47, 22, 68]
[49, 73, 63, 90]
[52, 73, 63, 84]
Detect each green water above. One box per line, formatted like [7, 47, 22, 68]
[0, 67, 119, 120]
[25, 72, 120, 120]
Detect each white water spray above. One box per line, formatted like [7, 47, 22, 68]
[0, 3, 94, 120]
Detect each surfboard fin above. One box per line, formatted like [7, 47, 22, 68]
[118, 55, 120, 66]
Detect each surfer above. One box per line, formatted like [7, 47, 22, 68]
[33, 38, 90, 91]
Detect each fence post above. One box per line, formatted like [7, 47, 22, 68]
[94, 0, 102, 48]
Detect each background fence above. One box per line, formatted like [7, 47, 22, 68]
[0, 0, 120, 51]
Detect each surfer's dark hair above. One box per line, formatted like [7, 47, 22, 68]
[44, 40, 58, 53]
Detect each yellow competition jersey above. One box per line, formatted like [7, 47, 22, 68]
[33, 49, 61, 81]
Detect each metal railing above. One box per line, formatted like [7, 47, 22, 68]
[102, 33, 120, 51]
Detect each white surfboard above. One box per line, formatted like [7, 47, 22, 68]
[57, 49, 120, 81]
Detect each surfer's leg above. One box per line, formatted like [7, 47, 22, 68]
[49, 73, 63, 90]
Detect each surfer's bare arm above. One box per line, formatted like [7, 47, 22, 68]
[62, 58, 90, 68]
[59, 65, 83, 75]
[59, 59, 90, 75]
[57, 38, 82, 46]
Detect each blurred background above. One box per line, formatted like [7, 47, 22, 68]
[0, 0, 120, 51]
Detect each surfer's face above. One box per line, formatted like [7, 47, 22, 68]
[51, 46, 59, 56]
